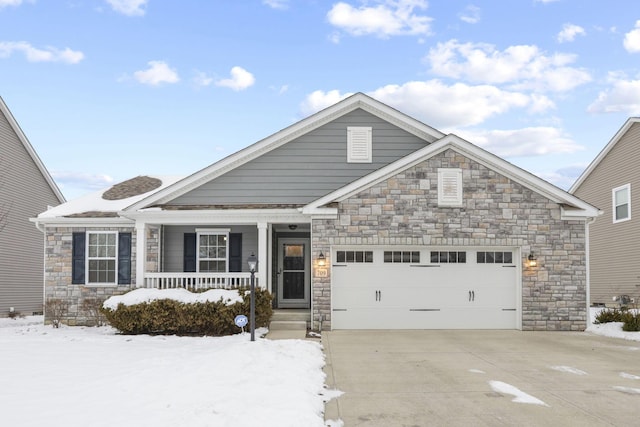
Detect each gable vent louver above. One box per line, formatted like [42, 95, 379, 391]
[347, 126, 372, 163]
[438, 168, 463, 206]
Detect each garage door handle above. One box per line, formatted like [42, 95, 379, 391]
[375, 290, 381, 301]
[469, 290, 475, 302]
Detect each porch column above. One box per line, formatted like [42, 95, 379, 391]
[257, 222, 268, 289]
[135, 220, 146, 288]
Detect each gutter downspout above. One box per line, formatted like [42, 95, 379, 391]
[585, 215, 598, 329]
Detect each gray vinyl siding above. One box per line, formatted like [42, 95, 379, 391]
[162, 225, 258, 272]
[0, 108, 62, 316]
[170, 109, 433, 206]
[573, 122, 640, 305]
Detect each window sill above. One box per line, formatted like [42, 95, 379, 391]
[83, 283, 121, 288]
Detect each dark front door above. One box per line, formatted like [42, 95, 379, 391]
[277, 238, 310, 308]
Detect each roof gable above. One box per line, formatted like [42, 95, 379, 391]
[570, 117, 640, 193]
[126, 93, 445, 211]
[303, 134, 600, 218]
[0, 97, 65, 204]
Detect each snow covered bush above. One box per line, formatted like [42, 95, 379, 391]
[594, 307, 640, 332]
[101, 288, 273, 336]
[593, 307, 630, 324]
[622, 312, 640, 332]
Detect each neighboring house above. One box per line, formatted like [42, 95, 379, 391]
[33, 93, 599, 330]
[0, 97, 65, 317]
[570, 117, 640, 307]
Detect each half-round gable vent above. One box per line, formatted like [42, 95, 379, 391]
[102, 176, 162, 200]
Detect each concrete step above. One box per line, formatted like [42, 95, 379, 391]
[271, 310, 311, 323]
[271, 309, 311, 322]
[269, 320, 308, 331]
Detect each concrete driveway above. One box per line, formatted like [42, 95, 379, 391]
[322, 330, 640, 426]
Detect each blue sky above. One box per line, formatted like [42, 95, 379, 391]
[1, 0, 639, 200]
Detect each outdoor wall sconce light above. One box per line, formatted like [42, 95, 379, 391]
[317, 252, 326, 267]
[527, 252, 538, 268]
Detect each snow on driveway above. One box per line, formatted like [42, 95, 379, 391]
[488, 381, 549, 406]
[0, 317, 333, 427]
[549, 365, 588, 375]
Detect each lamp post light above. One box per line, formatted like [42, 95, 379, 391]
[247, 252, 258, 342]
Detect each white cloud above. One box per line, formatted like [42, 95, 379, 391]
[262, 0, 288, 10]
[557, 23, 586, 43]
[270, 84, 289, 95]
[587, 75, 640, 114]
[52, 171, 115, 192]
[459, 5, 480, 24]
[536, 164, 588, 190]
[0, 0, 23, 8]
[327, 0, 432, 39]
[426, 40, 591, 92]
[455, 127, 583, 158]
[0, 41, 84, 63]
[623, 20, 640, 53]
[301, 81, 552, 128]
[300, 90, 354, 116]
[105, 0, 148, 16]
[215, 66, 255, 91]
[534, 0, 559, 3]
[192, 70, 214, 87]
[133, 61, 180, 86]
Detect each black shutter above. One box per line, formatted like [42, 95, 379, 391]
[72, 232, 86, 284]
[184, 233, 197, 272]
[228, 233, 242, 272]
[118, 233, 132, 285]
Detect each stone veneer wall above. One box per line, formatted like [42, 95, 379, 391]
[312, 149, 587, 331]
[44, 225, 159, 325]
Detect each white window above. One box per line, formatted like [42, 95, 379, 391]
[197, 229, 229, 272]
[438, 168, 463, 207]
[87, 232, 117, 284]
[347, 126, 372, 163]
[613, 184, 631, 223]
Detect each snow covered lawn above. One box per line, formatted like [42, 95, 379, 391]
[0, 316, 333, 427]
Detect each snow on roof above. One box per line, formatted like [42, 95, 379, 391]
[37, 175, 185, 219]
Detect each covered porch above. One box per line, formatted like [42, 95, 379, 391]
[124, 209, 316, 308]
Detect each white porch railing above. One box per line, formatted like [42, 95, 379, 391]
[143, 272, 258, 291]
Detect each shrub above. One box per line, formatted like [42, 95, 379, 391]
[594, 307, 630, 324]
[622, 312, 640, 332]
[45, 298, 69, 328]
[101, 288, 273, 336]
[81, 298, 108, 326]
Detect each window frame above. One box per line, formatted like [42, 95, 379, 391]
[335, 250, 374, 264]
[612, 183, 631, 223]
[86, 231, 118, 285]
[196, 228, 230, 273]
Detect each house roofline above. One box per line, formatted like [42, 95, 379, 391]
[30, 216, 133, 229]
[569, 117, 640, 193]
[0, 97, 66, 204]
[125, 93, 446, 211]
[303, 133, 600, 218]
[120, 208, 311, 225]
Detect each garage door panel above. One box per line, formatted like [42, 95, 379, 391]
[331, 248, 518, 330]
[332, 307, 517, 330]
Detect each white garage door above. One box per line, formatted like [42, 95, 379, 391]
[331, 248, 518, 329]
